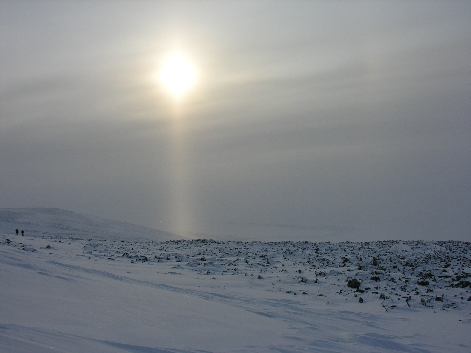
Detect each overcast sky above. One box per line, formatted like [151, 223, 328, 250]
[1, 1, 470, 241]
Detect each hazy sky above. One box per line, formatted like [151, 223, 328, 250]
[1, 1, 470, 241]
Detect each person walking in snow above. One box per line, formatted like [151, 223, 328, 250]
[21, 230, 24, 236]
[15, 229, 19, 235]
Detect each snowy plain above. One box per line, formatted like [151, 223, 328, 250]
[1, 208, 470, 352]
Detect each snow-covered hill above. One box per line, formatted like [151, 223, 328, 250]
[0, 208, 180, 242]
[1, 209, 470, 352]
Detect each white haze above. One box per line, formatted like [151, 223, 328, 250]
[1, 1, 471, 241]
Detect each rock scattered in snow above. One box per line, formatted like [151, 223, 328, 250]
[4, 234, 470, 312]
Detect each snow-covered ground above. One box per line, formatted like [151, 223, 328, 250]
[1, 209, 470, 352]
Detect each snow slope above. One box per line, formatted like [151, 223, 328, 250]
[0, 208, 179, 242]
[1, 209, 470, 352]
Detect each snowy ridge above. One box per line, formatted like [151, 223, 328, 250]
[0, 208, 180, 242]
[1, 209, 470, 352]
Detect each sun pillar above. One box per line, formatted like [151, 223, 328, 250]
[158, 52, 198, 237]
[169, 107, 193, 237]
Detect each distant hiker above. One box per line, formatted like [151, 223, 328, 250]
[21, 230, 24, 236]
[15, 229, 19, 235]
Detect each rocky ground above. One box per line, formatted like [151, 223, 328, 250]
[5, 235, 471, 312]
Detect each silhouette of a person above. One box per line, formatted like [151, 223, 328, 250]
[21, 230, 24, 236]
[15, 229, 19, 235]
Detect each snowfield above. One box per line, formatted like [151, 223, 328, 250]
[1, 209, 470, 352]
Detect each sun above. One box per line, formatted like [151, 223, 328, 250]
[158, 53, 196, 99]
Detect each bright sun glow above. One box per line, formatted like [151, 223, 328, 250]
[159, 53, 196, 99]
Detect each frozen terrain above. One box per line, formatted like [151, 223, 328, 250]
[1, 208, 470, 352]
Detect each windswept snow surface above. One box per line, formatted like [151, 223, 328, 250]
[1, 209, 470, 352]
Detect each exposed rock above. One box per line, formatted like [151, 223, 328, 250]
[347, 278, 361, 289]
[452, 280, 471, 288]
